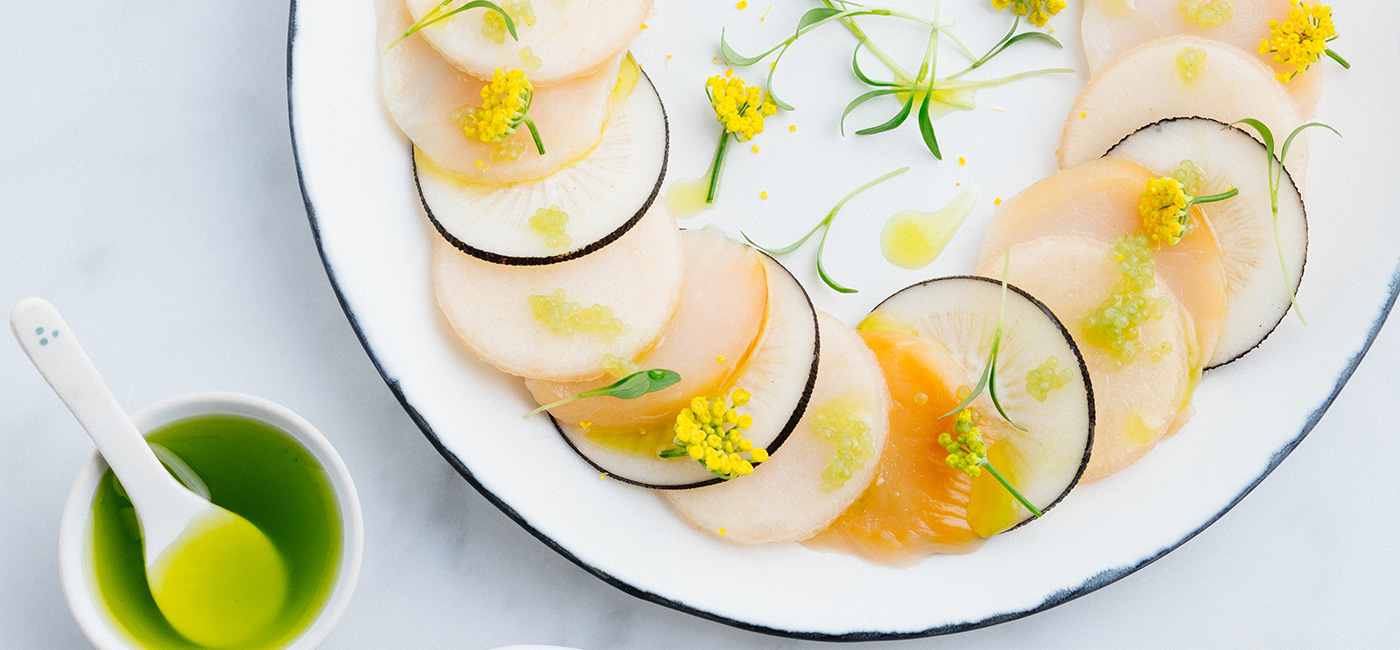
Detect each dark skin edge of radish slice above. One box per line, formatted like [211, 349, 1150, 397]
[869, 275, 1095, 532]
[1103, 116, 1308, 371]
[415, 68, 670, 267]
[551, 250, 821, 490]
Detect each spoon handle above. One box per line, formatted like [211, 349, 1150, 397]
[10, 298, 184, 516]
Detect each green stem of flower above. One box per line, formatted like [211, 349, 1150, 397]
[1189, 187, 1238, 206]
[525, 395, 576, 418]
[1324, 48, 1350, 69]
[706, 130, 731, 203]
[980, 459, 1043, 517]
[524, 118, 546, 155]
[824, 0, 916, 83]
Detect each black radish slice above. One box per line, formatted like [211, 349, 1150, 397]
[401, 0, 653, 86]
[555, 251, 820, 489]
[866, 275, 1093, 526]
[432, 201, 682, 382]
[665, 312, 891, 544]
[975, 235, 1192, 483]
[414, 64, 668, 265]
[1106, 117, 1308, 369]
[1058, 36, 1309, 181]
[377, 0, 619, 183]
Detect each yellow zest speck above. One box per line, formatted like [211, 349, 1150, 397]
[1079, 111, 1088, 118]
[665, 55, 673, 69]
[716, 355, 726, 364]
[1260, 1, 1337, 82]
[640, 23, 648, 30]
[450, 69, 533, 143]
[760, 191, 769, 199]
[580, 421, 592, 429]
[599, 472, 608, 479]
[751, 144, 760, 153]
[475, 159, 485, 168]
[958, 156, 967, 166]
[736, 0, 748, 8]
[789, 124, 797, 131]
[994, 197, 1003, 206]
[718, 528, 727, 535]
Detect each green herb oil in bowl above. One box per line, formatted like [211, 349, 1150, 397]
[90, 415, 341, 649]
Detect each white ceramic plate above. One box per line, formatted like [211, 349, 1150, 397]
[288, 0, 1400, 638]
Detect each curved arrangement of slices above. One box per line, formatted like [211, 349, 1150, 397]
[377, 0, 1321, 566]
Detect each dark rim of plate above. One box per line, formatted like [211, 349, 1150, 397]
[287, 1, 1400, 640]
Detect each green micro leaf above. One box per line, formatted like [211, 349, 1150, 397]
[917, 91, 942, 159]
[526, 369, 681, 418]
[855, 93, 915, 136]
[840, 88, 902, 136]
[798, 7, 845, 31]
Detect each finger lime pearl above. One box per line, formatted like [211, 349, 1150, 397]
[1081, 234, 1171, 367]
[481, 0, 536, 44]
[1180, 0, 1233, 28]
[810, 394, 876, 492]
[1176, 46, 1208, 84]
[1025, 356, 1073, 402]
[529, 205, 571, 249]
[527, 289, 630, 339]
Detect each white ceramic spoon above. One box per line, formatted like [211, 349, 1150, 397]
[11, 297, 287, 647]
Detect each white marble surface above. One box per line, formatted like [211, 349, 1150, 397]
[2, 1, 1397, 648]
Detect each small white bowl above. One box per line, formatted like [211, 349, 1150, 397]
[58, 392, 364, 649]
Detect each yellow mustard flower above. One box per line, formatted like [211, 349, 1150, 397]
[660, 388, 766, 480]
[701, 71, 778, 203]
[939, 408, 1044, 517]
[706, 70, 777, 142]
[991, 0, 1067, 28]
[450, 68, 546, 154]
[1138, 176, 1238, 248]
[1259, 1, 1348, 83]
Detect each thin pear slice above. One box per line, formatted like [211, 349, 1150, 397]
[1080, 0, 1319, 116]
[556, 252, 819, 489]
[432, 202, 682, 382]
[665, 312, 890, 544]
[866, 276, 1093, 525]
[979, 157, 1228, 367]
[1106, 117, 1307, 368]
[377, 0, 619, 183]
[525, 229, 768, 431]
[1059, 36, 1308, 183]
[401, 0, 653, 86]
[414, 65, 667, 265]
[977, 235, 1194, 483]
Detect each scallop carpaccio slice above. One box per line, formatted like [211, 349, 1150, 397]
[976, 235, 1195, 482]
[432, 201, 682, 382]
[665, 312, 891, 544]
